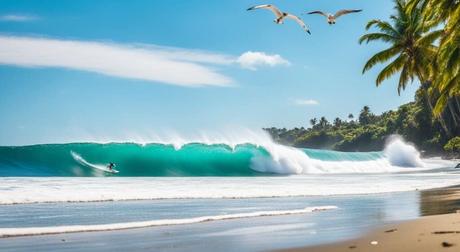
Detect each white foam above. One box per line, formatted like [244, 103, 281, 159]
[384, 136, 424, 167]
[249, 135, 450, 174]
[71, 151, 118, 173]
[1, 174, 460, 205]
[21, 130, 454, 175]
[0, 206, 337, 237]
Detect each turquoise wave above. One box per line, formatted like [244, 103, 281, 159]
[303, 148, 382, 161]
[0, 143, 384, 177]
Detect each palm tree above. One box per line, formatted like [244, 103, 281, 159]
[415, 0, 458, 23]
[319, 117, 330, 129]
[348, 113, 354, 120]
[362, 106, 370, 113]
[309, 118, 317, 127]
[359, 0, 450, 134]
[359, 106, 373, 125]
[406, 0, 460, 132]
[333, 117, 342, 128]
[359, 0, 440, 93]
[420, 0, 460, 116]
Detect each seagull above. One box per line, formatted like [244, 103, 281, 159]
[247, 4, 311, 34]
[307, 9, 362, 25]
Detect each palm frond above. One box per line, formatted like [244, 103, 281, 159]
[376, 54, 407, 85]
[416, 29, 443, 47]
[362, 46, 402, 74]
[398, 64, 413, 95]
[364, 19, 400, 37]
[434, 92, 449, 115]
[359, 33, 398, 44]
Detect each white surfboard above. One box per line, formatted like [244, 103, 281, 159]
[71, 151, 119, 174]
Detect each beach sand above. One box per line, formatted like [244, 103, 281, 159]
[283, 212, 460, 252]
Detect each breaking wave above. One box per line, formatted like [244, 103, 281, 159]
[0, 133, 454, 177]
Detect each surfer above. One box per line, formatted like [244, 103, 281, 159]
[107, 162, 116, 171]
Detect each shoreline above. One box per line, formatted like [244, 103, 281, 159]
[0, 206, 338, 238]
[282, 184, 460, 252]
[1, 185, 460, 251]
[282, 212, 460, 252]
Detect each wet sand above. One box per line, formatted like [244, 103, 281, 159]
[283, 213, 460, 252]
[283, 185, 460, 252]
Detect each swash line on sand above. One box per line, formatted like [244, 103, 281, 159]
[0, 206, 337, 238]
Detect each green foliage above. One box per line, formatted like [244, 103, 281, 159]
[358, 106, 375, 125]
[360, 0, 440, 93]
[444, 137, 460, 153]
[265, 0, 460, 155]
[415, 0, 460, 115]
[294, 131, 343, 149]
[360, 0, 460, 138]
[264, 96, 450, 155]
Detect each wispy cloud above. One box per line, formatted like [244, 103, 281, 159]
[0, 36, 291, 87]
[294, 99, 319, 106]
[0, 36, 233, 87]
[237, 51, 290, 70]
[0, 14, 38, 22]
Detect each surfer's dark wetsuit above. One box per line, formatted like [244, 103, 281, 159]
[108, 163, 115, 171]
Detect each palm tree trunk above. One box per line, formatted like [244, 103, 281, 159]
[420, 80, 451, 137]
[424, 90, 450, 135]
[453, 97, 460, 134]
[452, 98, 460, 121]
[447, 101, 458, 127]
[454, 96, 460, 117]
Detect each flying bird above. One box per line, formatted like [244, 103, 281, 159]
[247, 4, 311, 34]
[307, 9, 362, 25]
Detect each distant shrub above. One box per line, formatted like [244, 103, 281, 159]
[444, 137, 460, 153]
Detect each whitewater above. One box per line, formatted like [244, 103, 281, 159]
[0, 206, 337, 237]
[0, 133, 454, 177]
[0, 133, 459, 205]
[1, 132, 460, 245]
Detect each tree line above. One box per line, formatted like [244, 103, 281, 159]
[265, 0, 460, 156]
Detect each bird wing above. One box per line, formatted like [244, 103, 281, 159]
[334, 9, 362, 18]
[307, 11, 328, 17]
[247, 4, 283, 18]
[285, 14, 311, 34]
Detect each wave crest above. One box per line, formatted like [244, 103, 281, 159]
[384, 136, 424, 167]
[0, 132, 452, 177]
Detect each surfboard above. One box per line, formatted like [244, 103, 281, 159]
[93, 166, 119, 174]
[71, 151, 119, 174]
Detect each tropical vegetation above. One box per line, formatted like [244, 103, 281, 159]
[265, 93, 447, 155]
[444, 137, 460, 154]
[266, 0, 459, 157]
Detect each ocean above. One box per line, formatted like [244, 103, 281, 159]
[0, 134, 459, 251]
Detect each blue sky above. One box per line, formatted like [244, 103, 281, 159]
[0, 0, 420, 145]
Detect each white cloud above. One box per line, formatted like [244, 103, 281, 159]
[0, 14, 38, 22]
[0, 36, 233, 87]
[236, 51, 290, 70]
[0, 36, 292, 87]
[294, 99, 319, 106]
[138, 44, 235, 65]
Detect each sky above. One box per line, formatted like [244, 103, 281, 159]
[0, 0, 421, 145]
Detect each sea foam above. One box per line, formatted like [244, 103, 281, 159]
[0, 206, 337, 237]
[1, 173, 460, 205]
[384, 135, 424, 167]
[1, 129, 450, 177]
[250, 134, 438, 174]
